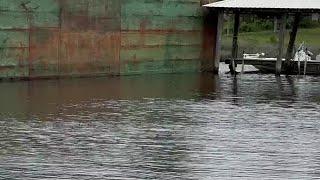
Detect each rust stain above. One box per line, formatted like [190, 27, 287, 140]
[201, 9, 217, 72]
[59, 31, 120, 74]
[0, 0, 215, 79]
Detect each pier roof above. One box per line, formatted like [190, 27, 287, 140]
[204, 0, 320, 13]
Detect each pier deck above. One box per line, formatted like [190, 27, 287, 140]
[225, 58, 320, 75]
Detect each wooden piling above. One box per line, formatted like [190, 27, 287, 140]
[276, 14, 286, 75]
[230, 12, 240, 75]
[286, 13, 301, 61]
[214, 11, 224, 73]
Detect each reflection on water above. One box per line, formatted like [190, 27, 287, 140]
[1, 64, 320, 179]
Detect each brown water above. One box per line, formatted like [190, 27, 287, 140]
[1, 64, 320, 179]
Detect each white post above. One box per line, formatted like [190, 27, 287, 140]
[304, 54, 308, 76]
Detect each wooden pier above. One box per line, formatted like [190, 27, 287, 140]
[204, 0, 320, 76]
[225, 58, 320, 75]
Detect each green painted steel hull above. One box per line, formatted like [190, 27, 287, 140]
[0, 0, 215, 79]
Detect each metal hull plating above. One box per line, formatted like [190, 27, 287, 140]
[0, 0, 216, 80]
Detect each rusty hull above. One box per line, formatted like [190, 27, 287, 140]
[0, 0, 216, 79]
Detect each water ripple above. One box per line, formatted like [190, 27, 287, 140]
[1, 66, 320, 179]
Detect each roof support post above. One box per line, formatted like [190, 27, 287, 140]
[230, 12, 240, 75]
[286, 13, 301, 61]
[276, 14, 286, 75]
[213, 10, 224, 73]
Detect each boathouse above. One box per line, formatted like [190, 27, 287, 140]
[204, 0, 320, 75]
[0, 0, 217, 80]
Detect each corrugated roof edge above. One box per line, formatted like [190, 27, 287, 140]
[203, 0, 320, 10]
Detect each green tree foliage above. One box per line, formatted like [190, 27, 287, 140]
[224, 14, 320, 34]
